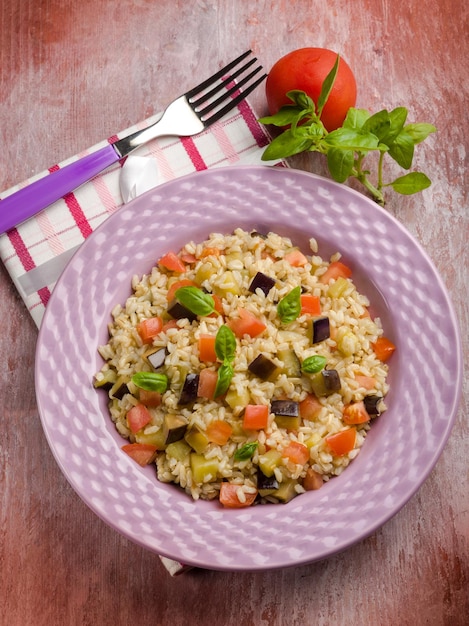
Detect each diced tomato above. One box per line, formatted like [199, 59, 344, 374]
[243, 404, 269, 430]
[161, 319, 179, 333]
[208, 293, 224, 317]
[284, 249, 308, 267]
[138, 389, 162, 408]
[158, 251, 186, 273]
[200, 246, 222, 258]
[127, 403, 152, 434]
[281, 441, 310, 465]
[206, 419, 233, 445]
[372, 336, 396, 362]
[227, 308, 267, 339]
[325, 428, 356, 455]
[299, 393, 322, 420]
[166, 278, 197, 302]
[179, 252, 197, 264]
[137, 316, 163, 344]
[121, 443, 157, 466]
[197, 368, 218, 399]
[219, 482, 257, 508]
[354, 374, 376, 390]
[319, 261, 352, 284]
[303, 467, 324, 491]
[342, 401, 370, 425]
[198, 334, 217, 362]
[300, 293, 321, 316]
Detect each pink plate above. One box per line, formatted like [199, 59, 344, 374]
[35, 166, 462, 571]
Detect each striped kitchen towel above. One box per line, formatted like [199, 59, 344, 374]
[0, 97, 277, 328]
[0, 95, 279, 576]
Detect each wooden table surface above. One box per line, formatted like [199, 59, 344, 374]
[1, 1, 468, 624]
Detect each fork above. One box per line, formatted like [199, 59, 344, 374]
[0, 50, 266, 235]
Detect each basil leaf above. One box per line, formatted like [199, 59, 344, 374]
[301, 355, 327, 374]
[277, 286, 301, 324]
[215, 325, 236, 363]
[327, 147, 354, 183]
[214, 362, 234, 397]
[324, 128, 380, 151]
[317, 55, 340, 118]
[286, 89, 316, 110]
[131, 372, 168, 393]
[234, 441, 258, 462]
[261, 129, 314, 161]
[258, 105, 305, 127]
[175, 286, 215, 316]
[390, 172, 431, 195]
[342, 108, 371, 131]
[388, 131, 414, 169]
[404, 122, 437, 144]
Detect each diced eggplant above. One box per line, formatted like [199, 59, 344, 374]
[363, 394, 384, 416]
[248, 271, 276, 296]
[167, 298, 198, 322]
[249, 229, 268, 239]
[257, 469, 279, 496]
[178, 373, 200, 405]
[274, 415, 301, 430]
[163, 414, 188, 444]
[277, 348, 302, 378]
[144, 347, 167, 370]
[310, 369, 341, 397]
[185, 426, 210, 454]
[312, 316, 330, 344]
[109, 376, 129, 400]
[270, 399, 299, 417]
[93, 368, 117, 391]
[248, 354, 280, 381]
[272, 478, 299, 503]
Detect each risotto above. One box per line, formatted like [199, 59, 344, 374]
[94, 228, 394, 506]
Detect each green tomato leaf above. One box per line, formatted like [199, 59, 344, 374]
[404, 122, 437, 144]
[175, 286, 215, 316]
[324, 128, 380, 151]
[327, 147, 355, 183]
[214, 362, 234, 397]
[261, 129, 315, 161]
[234, 441, 258, 462]
[301, 355, 327, 374]
[131, 372, 168, 393]
[343, 108, 371, 131]
[390, 172, 432, 195]
[277, 285, 301, 324]
[317, 55, 340, 118]
[215, 325, 236, 363]
[388, 131, 415, 169]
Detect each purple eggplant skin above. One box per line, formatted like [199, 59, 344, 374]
[364, 394, 383, 416]
[249, 271, 276, 296]
[248, 354, 279, 380]
[257, 469, 279, 493]
[167, 299, 198, 322]
[312, 317, 330, 344]
[178, 373, 200, 405]
[270, 399, 299, 417]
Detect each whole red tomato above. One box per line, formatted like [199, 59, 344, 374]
[265, 48, 357, 132]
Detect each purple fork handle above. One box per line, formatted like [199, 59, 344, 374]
[0, 143, 119, 235]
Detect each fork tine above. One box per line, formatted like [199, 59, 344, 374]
[189, 57, 258, 109]
[185, 50, 252, 100]
[198, 71, 267, 126]
[196, 65, 264, 119]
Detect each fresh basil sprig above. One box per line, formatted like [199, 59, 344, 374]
[214, 325, 237, 397]
[258, 56, 436, 206]
[175, 286, 215, 317]
[277, 286, 301, 324]
[234, 441, 258, 462]
[131, 372, 168, 393]
[301, 355, 327, 374]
